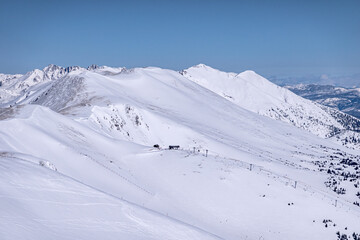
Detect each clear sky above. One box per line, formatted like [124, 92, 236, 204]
[0, 0, 359, 77]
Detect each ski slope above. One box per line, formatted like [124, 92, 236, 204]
[0, 154, 220, 240]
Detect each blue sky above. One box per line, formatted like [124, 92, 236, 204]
[0, 0, 359, 78]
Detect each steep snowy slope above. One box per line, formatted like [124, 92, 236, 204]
[182, 64, 360, 147]
[0, 154, 220, 240]
[1, 65, 360, 240]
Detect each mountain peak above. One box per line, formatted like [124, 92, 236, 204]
[191, 63, 216, 70]
[236, 70, 260, 79]
[181, 64, 224, 76]
[43, 64, 63, 73]
[194, 63, 209, 68]
[87, 64, 100, 70]
[239, 70, 256, 75]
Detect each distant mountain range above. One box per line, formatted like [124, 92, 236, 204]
[269, 73, 360, 88]
[286, 84, 360, 119]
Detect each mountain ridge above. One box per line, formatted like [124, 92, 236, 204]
[181, 64, 360, 149]
[1, 64, 360, 239]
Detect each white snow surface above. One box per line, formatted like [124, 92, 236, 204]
[0, 64, 360, 240]
[182, 64, 350, 139]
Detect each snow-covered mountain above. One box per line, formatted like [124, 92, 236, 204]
[181, 64, 360, 148]
[0, 64, 360, 240]
[0, 64, 84, 107]
[0, 73, 23, 84]
[0, 64, 129, 109]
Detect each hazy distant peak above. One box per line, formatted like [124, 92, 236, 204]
[193, 63, 209, 68]
[236, 70, 275, 87]
[188, 63, 219, 72]
[237, 70, 258, 78]
[43, 64, 62, 72]
[87, 64, 100, 70]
